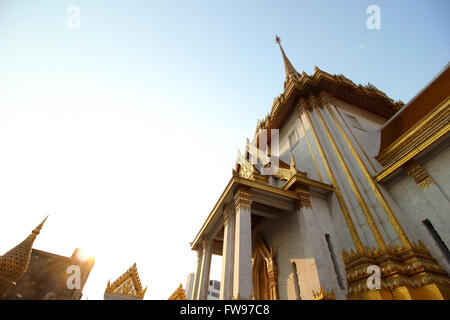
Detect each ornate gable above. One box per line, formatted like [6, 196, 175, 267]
[105, 263, 147, 299]
[168, 284, 187, 300]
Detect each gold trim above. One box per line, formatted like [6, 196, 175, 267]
[234, 186, 252, 211]
[252, 234, 279, 300]
[343, 242, 450, 300]
[324, 99, 412, 249]
[302, 103, 364, 254]
[377, 98, 450, 166]
[282, 174, 334, 193]
[375, 118, 450, 182]
[299, 113, 324, 182]
[314, 100, 387, 251]
[312, 287, 336, 300]
[168, 284, 187, 300]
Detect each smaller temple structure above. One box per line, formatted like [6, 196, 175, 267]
[104, 263, 147, 300]
[0, 217, 48, 297]
[1, 217, 94, 300]
[3, 248, 95, 300]
[168, 284, 187, 300]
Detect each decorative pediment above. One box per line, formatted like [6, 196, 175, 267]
[105, 263, 147, 299]
[168, 284, 187, 300]
[235, 139, 304, 184]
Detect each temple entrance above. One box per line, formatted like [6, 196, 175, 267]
[252, 235, 279, 300]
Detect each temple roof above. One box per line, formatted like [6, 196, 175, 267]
[377, 62, 450, 163]
[105, 263, 147, 299]
[0, 216, 47, 292]
[254, 38, 404, 138]
[168, 284, 187, 300]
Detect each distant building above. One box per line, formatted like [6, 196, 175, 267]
[168, 284, 187, 300]
[104, 263, 147, 300]
[185, 272, 195, 299]
[207, 280, 220, 300]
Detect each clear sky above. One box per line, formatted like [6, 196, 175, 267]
[0, 1, 448, 300]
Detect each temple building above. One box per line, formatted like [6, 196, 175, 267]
[104, 263, 147, 300]
[188, 37, 450, 300]
[0, 217, 95, 300]
[168, 284, 187, 300]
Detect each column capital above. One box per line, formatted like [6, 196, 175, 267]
[317, 91, 334, 106]
[234, 186, 252, 211]
[308, 95, 323, 109]
[295, 185, 311, 209]
[223, 205, 230, 225]
[295, 98, 311, 114]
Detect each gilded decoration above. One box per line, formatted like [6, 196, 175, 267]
[0, 216, 48, 296]
[168, 284, 187, 300]
[375, 97, 450, 182]
[234, 186, 252, 211]
[312, 287, 336, 300]
[253, 63, 403, 136]
[404, 160, 434, 191]
[343, 241, 450, 299]
[251, 235, 279, 300]
[235, 149, 269, 184]
[105, 263, 147, 299]
[294, 185, 311, 209]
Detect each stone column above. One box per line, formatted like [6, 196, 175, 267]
[191, 248, 203, 300]
[220, 205, 235, 300]
[233, 186, 253, 299]
[197, 237, 212, 300]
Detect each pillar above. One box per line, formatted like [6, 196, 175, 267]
[233, 186, 253, 299]
[220, 205, 235, 299]
[197, 237, 212, 300]
[191, 248, 203, 300]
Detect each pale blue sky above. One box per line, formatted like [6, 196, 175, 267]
[0, 1, 448, 299]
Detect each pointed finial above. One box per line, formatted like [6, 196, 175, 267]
[275, 35, 281, 44]
[32, 215, 48, 235]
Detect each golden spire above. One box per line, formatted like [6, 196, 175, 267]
[275, 35, 300, 82]
[0, 216, 48, 295]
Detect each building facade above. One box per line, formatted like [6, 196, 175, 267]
[188, 38, 450, 300]
[104, 263, 147, 300]
[207, 280, 220, 300]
